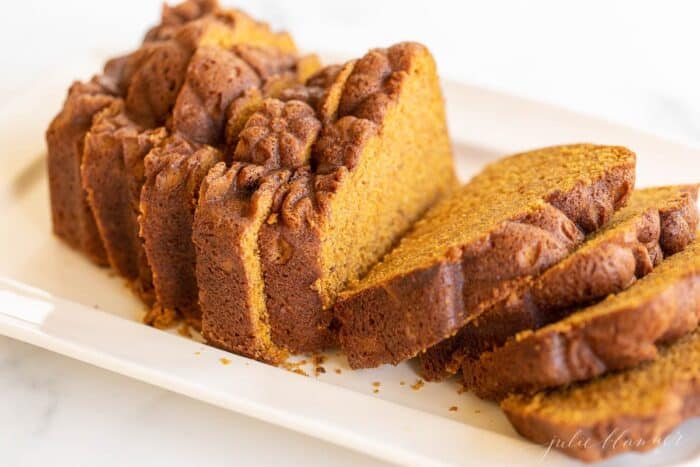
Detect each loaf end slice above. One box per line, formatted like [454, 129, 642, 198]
[46, 78, 119, 265]
[501, 328, 700, 462]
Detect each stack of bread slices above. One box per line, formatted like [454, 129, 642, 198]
[46, 0, 700, 462]
[337, 147, 699, 461]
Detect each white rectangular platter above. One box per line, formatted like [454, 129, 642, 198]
[1, 57, 699, 467]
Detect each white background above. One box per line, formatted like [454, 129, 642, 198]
[2, 1, 699, 466]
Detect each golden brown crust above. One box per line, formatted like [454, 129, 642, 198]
[463, 238, 700, 401]
[171, 46, 261, 144]
[234, 99, 322, 169]
[421, 186, 699, 381]
[338, 43, 422, 123]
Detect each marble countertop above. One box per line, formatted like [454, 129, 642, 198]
[2, 1, 699, 466]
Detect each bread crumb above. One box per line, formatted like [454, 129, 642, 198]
[281, 359, 310, 376]
[373, 389, 379, 394]
[178, 323, 192, 338]
[194, 351, 201, 356]
[372, 381, 381, 388]
[143, 305, 178, 329]
[312, 355, 326, 366]
[399, 381, 406, 386]
[411, 379, 424, 391]
[220, 358, 231, 365]
[334, 368, 342, 374]
[449, 406, 458, 412]
[456, 384, 467, 395]
[474, 409, 481, 414]
[315, 366, 326, 376]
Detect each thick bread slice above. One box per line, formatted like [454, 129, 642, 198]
[501, 328, 700, 462]
[422, 185, 699, 381]
[258, 42, 458, 353]
[194, 162, 292, 362]
[46, 78, 120, 266]
[139, 136, 223, 327]
[464, 237, 700, 401]
[336, 144, 636, 369]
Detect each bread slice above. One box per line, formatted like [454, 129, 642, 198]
[464, 237, 700, 401]
[139, 136, 223, 327]
[501, 327, 700, 462]
[335, 144, 636, 369]
[258, 42, 458, 353]
[46, 78, 120, 266]
[421, 185, 699, 381]
[194, 161, 293, 362]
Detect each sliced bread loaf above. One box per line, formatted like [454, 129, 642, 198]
[421, 185, 699, 381]
[463, 237, 700, 400]
[335, 144, 636, 369]
[501, 327, 700, 462]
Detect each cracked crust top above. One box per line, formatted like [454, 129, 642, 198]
[233, 99, 322, 169]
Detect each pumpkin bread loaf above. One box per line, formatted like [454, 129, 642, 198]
[80, 4, 301, 301]
[421, 185, 699, 381]
[502, 327, 700, 462]
[464, 237, 700, 401]
[335, 144, 636, 369]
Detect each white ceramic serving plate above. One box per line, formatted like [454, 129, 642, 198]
[1, 56, 699, 467]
